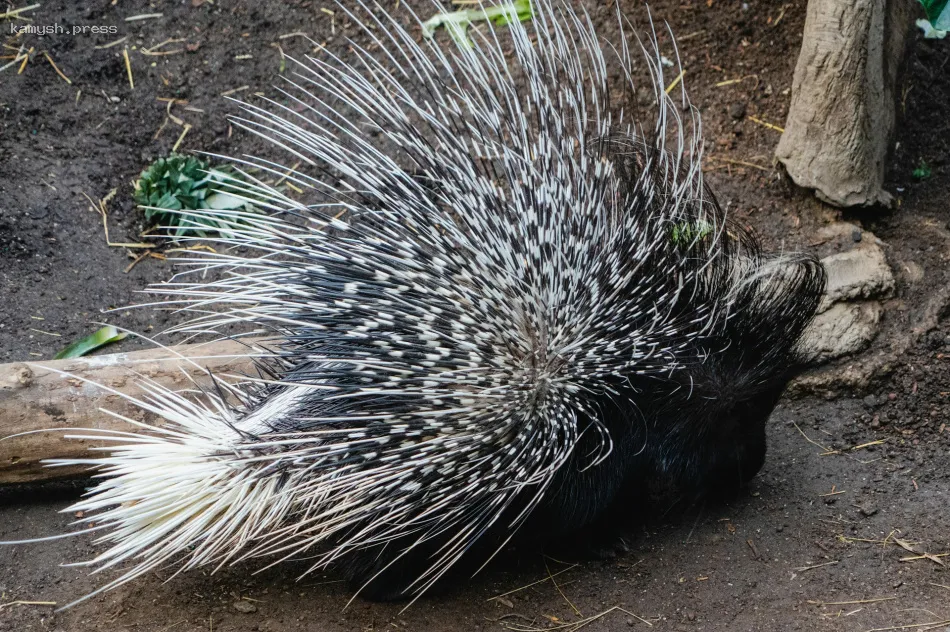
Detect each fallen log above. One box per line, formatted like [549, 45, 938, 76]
[0, 339, 261, 485]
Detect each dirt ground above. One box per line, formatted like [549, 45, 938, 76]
[1, 1, 949, 631]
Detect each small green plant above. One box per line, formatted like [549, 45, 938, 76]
[422, 0, 533, 48]
[917, 0, 949, 37]
[912, 159, 933, 181]
[134, 154, 261, 237]
[670, 220, 713, 246]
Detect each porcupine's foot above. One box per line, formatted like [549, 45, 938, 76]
[554, 525, 633, 561]
[547, 508, 637, 562]
[542, 484, 645, 563]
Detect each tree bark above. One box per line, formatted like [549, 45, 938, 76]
[775, 0, 914, 207]
[0, 340, 260, 484]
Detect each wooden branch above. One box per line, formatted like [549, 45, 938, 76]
[775, 0, 914, 207]
[0, 340, 260, 485]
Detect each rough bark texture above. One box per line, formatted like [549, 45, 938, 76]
[776, 0, 914, 207]
[0, 340, 259, 484]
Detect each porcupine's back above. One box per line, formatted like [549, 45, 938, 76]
[28, 0, 824, 606]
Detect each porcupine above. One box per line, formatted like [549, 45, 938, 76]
[14, 0, 825, 606]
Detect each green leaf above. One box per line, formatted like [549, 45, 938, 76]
[156, 191, 184, 210]
[488, 0, 533, 26]
[670, 220, 713, 246]
[423, 0, 533, 48]
[912, 159, 932, 181]
[54, 325, 128, 360]
[919, 0, 950, 27]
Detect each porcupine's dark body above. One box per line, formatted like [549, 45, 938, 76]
[25, 0, 825, 608]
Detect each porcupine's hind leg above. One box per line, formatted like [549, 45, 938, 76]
[540, 489, 645, 562]
[525, 396, 652, 560]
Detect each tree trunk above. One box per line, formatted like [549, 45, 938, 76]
[0, 340, 260, 484]
[775, 0, 915, 207]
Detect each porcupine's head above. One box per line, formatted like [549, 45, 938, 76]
[637, 248, 825, 503]
[14, 0, 824, 607]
